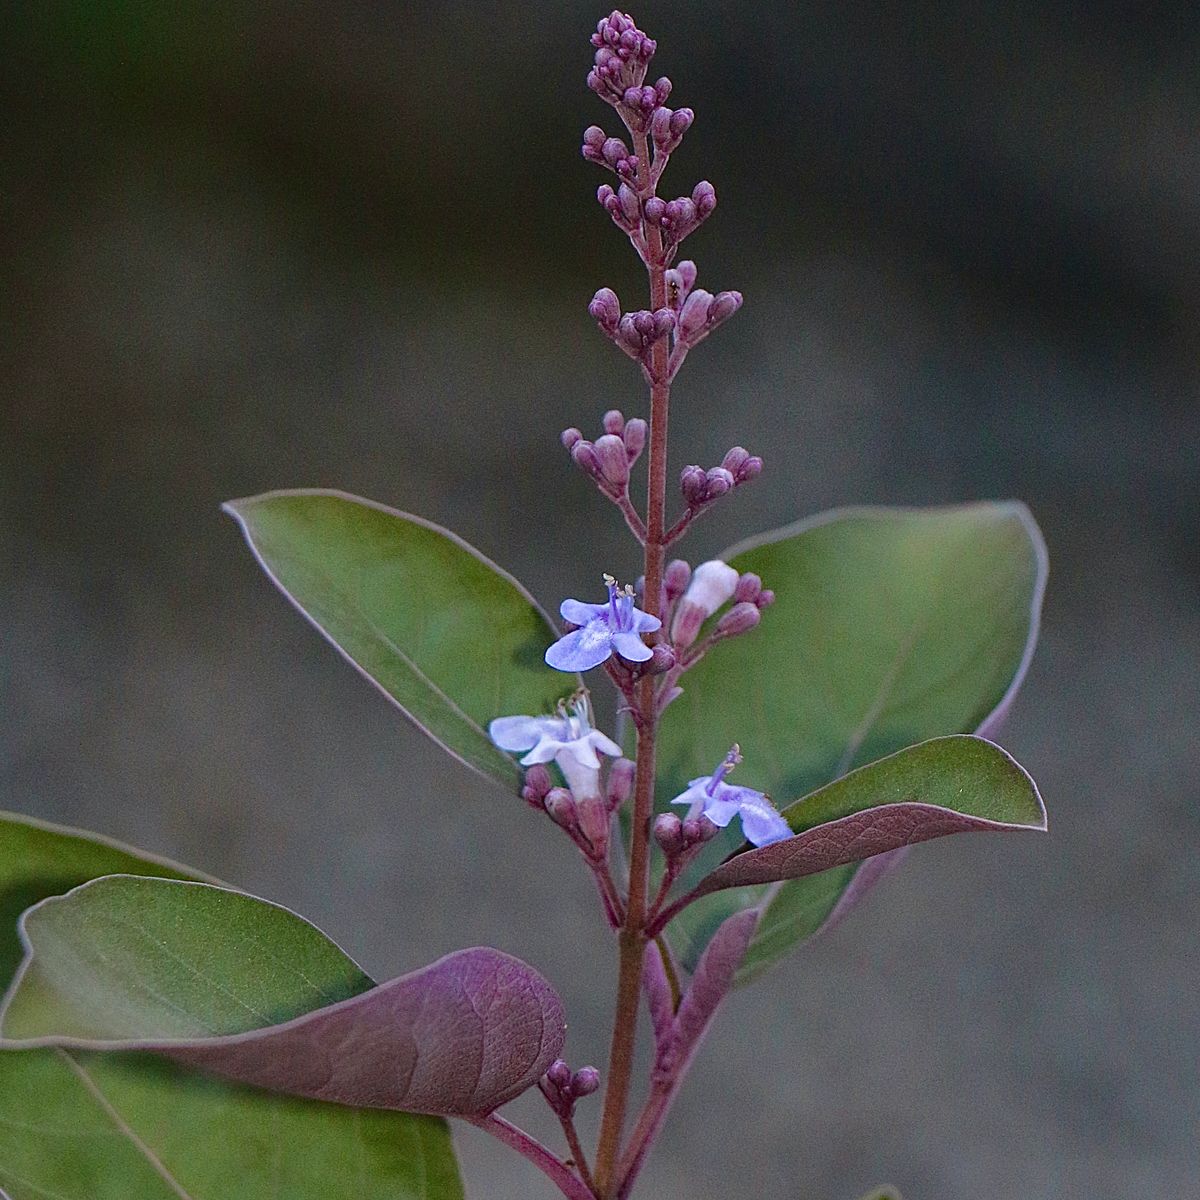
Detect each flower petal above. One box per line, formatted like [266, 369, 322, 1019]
[560, 738, 603, 771]
[546, 626, 613, 672]
[519, 736, 566, 766]
[700, 797, 741, 827]
[631, 610, 663, 634]
[734, 792, 792, 847]
[588, 730, 623, 759]
[560, 599, 607, 626]
[488, 715, 548, 753]
[612, 630, 653, 662]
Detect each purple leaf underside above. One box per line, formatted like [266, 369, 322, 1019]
[14, 948, 565, 1117]
[698, 801, 1043, 900]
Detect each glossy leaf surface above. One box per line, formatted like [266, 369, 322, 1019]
[225, 490, 577, 789]
[656, 504, 1046, 976]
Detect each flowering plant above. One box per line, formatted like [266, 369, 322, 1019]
[0, 12, 1047, 1200]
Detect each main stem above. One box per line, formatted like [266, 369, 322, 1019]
[593, 128, 670, 1199]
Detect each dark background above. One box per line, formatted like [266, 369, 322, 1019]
[3, 3, 1198, 1197]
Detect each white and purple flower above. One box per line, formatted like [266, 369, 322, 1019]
[545, 575, 662, 672]
[489, 695, 621, 798]
[671, 745, 792, 847]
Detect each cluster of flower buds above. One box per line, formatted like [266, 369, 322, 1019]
[661, 559, 775, 651]
[581, 127, 639, 180]
[521, 755, 635, 865]
[588, 286, 677, 380]
[561, 407, 647, 500]
[678, 446, 763, 518]
[643, 182, 717, 258]
[587, 11, 658, 109]
[539, 1059, 601, 1119]
[650, 104, 694, 155]
[652, 807, 719, 860]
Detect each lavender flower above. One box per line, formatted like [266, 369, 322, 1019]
[670, 745, 791, 847]
[489, 694, 621, 797]
[546, 575, 661, 671]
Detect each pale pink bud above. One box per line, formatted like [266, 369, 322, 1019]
[682, 560, 739, 617]
[605, 757, 636, 810]
[680, 464, 707, 505]
[653, 812, 684, 856]
[733, 572, 763, 604]
[561, 427, 583, 450]
[545, 789, 577, 829]
[593, 433, 630, 489]
[664, 558, 691, 603]
[716, 601, 761, 637]
[704, 466, 734, 498]
[623, 417, 647, 461]
[602, 408, 625, 435]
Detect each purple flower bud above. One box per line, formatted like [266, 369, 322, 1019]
[704, 466, 735, 498]
[692, 180, 717, 218]
[561, 427, 583, 450]
[605, 756, 635, 810]
[650, 106, 673, 144]
[716, 601, 761, 637]
[597, 183, 618, 215]
[679, 288, 714, 339]
[721, 446, 751, 477]
[757, 588, 775, 609]
[576, 795, 611, 856]
[521, 763, 553, 809]
[643, 197, 666, 227]
[653, 812, 684, 856]
[602, 409, 625, 435]
[680, 464, 708, 506]
[546, 1059, 572, 1089]
[589, 287, 621, 333]
[646, 643, 677, 674]
[654, 76, 672, 104]
[671, 599, 706, 649]
[545, 788, 577, 830]
[677, 260, 697, 293]
[663, 197, 696, 228]
[618, 183, 640, 224]
[651, 307, 676, 340]
[708, 290, 743, 327]
[737, 454, 764, 483]
[571, 439, 602, 478]
[593, 433, 630, 489]
[602, 137, 629, 167]
[633, 310, 656, 338]
[622, 416, 647, 461]
[670, 108, 693, 138]
[733, 571, 763, 605]
[571, 1066, 601, 1097]
[583, 125, 606, 149]
[664, 558, 691, 603]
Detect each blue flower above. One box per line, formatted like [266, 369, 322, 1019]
[670, 745, 791, 847]
[545, 575, 662, 672]
[489, 694, 621, 797]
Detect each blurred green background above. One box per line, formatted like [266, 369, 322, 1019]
[3, 3, 1198, 1197]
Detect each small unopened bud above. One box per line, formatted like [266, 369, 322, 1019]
[681, 815, 719, 845]
[671, 600, 705, 649]
[561, 427, 583, 450]
[716, 601, 761, 637]
[670, 108, 693, 139]
[623, 417, 647, 461]
[643, 196, 666, 225]
[618, 183, 640, 224]
[546, 1060, 572, 1089]
[571, 440, 601, 478]
[692, 180, 717, 218]
[737, 455, 763, 483]
[680, 464, 708, 506]
[678, 288, 714, 339]
[589, 287, 620, 333]
[583, 125, 606, 151]
[682, 560, 739, 617]
[653, 76, 672, 104]
[521, 763, 553, 808]
[646, 643, 677, 674]
[575, 795, 611, 857]
[704, 466, 734, 498]
[664, 558, 691, 603]
[757, 588, 775, 609]
[602, 136, 629, 167]
[604, 753, 633, 811]
[605, 757, 636, 810]
[602, 408, 625, 435]
[653, 812, 684, 856]
[545, 788, 577, 830]
[721, 446, 750, 477]
[651, 307, 676, 339]
[708, 290, 743, 327]
[677, 260, 698, 294]
[593, 434, 630, 489]
[571, 1067, 601, 1097]
[733, 572, 763, 605]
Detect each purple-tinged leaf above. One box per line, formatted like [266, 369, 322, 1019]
[659, 737, 1045, 918]
[1, 876, 565, 1116]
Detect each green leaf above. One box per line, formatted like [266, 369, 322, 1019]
[225, 489, 578, 790]
[0, 812, 463, 1199]
[657, 503, 1046, 978]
